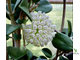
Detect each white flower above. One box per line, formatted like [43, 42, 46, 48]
[32, 30, 36, 33]
[22, 11, 56, 47]
[51, 25, 56, 29]
[40, 42, 44, 47]
[38, 11, 42, 15]
[38, 30, 43, 34]
[39, 37, 42, 41]
[36, 33, 40, 37]
[30, 39, 33, 44]
[31, 33, 35, 37]
[36, 21, 40, 25]
[43, 25, 48, 29]
[38, 25, 42, 29]
[41, 21, 45, 25]
[33, 25, 37, 29]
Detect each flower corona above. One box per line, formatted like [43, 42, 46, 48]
[22, 11, 56, 47]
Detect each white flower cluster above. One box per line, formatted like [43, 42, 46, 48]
[22, 11, 56, 47]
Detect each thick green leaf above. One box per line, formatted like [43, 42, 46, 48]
[62, 28, 68, 35]
[13, 0, 22, 10]
[67, 20, 72, 37]
[6, 24, 22, 35]
[6, 35, 10, 40]
[19, 0, 32, 21]
[52, 33, 73, 51]
[35, 0, 52, 13]
[26, 49, 33, 59]
[6, 4, 21, 20]
[11, 0, 17, 4]
[7, 47, 27, 60]
[30, 55, 38, 60]
[39, 56, 47, 59]
[32, 0, 40, 3]
[18, 54, 30, 60]
[59, 56, 69, 60]
[13, 33, 21, 40]
[42, 48, 52, 58]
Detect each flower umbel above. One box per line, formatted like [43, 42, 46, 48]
[22, 11, 56, 47]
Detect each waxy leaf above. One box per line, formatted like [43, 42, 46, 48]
[67, 20, 72, 37]
[6, 24, 22, 35]
[13, 33, 21, 40]
[6, 35, 10, 40]
[7, 47, 27, 60]
[42, 48, 52, 58]
[52, 33, 73, 51]
[6, 4, 21, 20]
[19, 0, 32, 21]
[35, 0, 52, 13]
[39, 56, 47, 59]
[32, 0, 40, 3]
[62, 28, 68, 35]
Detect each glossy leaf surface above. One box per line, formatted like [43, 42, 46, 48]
[52, 33, 73, 51]
[6, 24, 21, 35]
[42, 48, 52, 58]
[35, 0, 52, 13]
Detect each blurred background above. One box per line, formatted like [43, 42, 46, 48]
[6, 0, 73, 57]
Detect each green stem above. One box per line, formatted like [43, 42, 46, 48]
[7, 0, 20, 48]
[61, 0, 66, 32]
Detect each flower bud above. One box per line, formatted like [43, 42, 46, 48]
[31, 33, 35, 37]
[36, 33, 40, 37]
[36, 21, 40, 25]
[39, 30, 43, 34]
[30, 39, 33, 44]
[38, 25, 42, 29]
[43, 25, 48, 29]
[38, 11, 42, 15]
[39, 37, 42, 41]
[33, 25, 37, 29]
[40, 42, 44, 47]
[41, 21, 45, 25]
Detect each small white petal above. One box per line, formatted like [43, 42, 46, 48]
[33, 37, 37, 40]
[39, 37, 42, 41]
[51, 32, 56, 37]
[38, 11, 42, 15]
[46, 15, 49, 19]
[51, 25, 56, 29]
[32, 21, 36, 25]
[43, 25, 48, 29]
[36, 33, 40, 37]
[44, 19, 49, 24]
[41, 21, 45, 25]
[42, 35, 46, 38]
[38, 25, 42, 29]
[49, 20, 52, 23]
[25, 24, 32, 29]
[42, 12, 46, 16]
[32, 30, 36, 33]
[43, 30, 47, 34]
[39, 30, 43, 34]
[36, 21, 40, 25]
[32, 17, 36, 21]
[40, 42, 44, 47]
[33, 25, 37, 29]
[41, 16, 46, 20]
[24, 29, 32, 33]
[47, 23, 51, 27]
[30, 33, 35, 37]
[30, 39, 33, 44]
[47, 28, 51, 31]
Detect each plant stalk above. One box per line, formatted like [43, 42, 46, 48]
[7, 0, 21, 48]
[61, 0, 66, 32]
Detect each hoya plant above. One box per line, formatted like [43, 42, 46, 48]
[6, 0, 73, 60]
